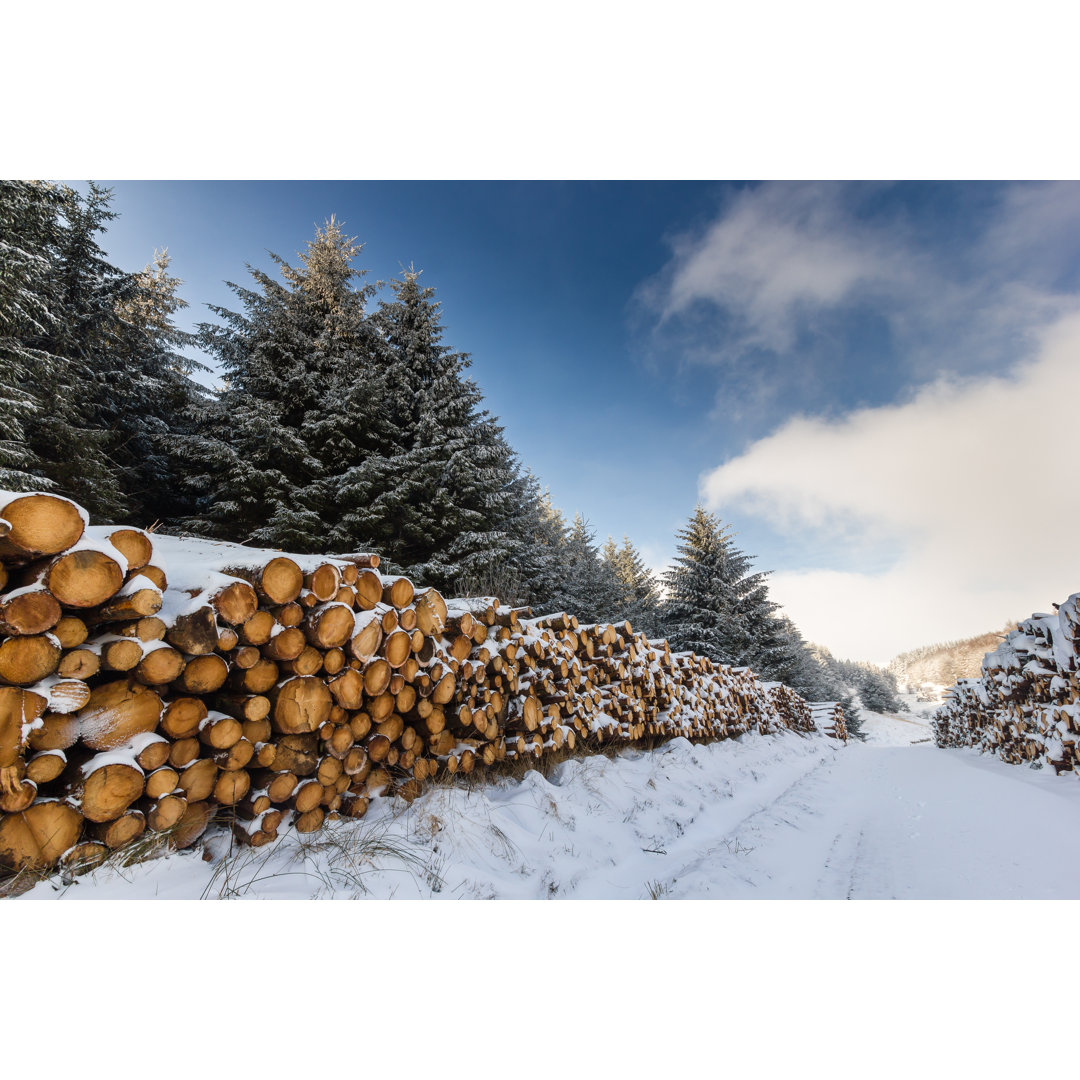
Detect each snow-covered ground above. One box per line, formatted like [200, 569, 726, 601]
[17, 709, 1080, 899]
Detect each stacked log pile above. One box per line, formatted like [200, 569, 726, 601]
[0, 491, 843, 875]
[808, 702, 849, 742]
[933, 593, 1080, 773]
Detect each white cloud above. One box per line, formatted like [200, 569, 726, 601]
[655, 182, 918, 353]
[701, 313, 1080, 665]
[645, 181, 1080, 385]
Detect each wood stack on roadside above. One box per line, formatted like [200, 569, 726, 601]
[1, 491, 846, 875]
[933, 594, 1080, 772]
[809, 702, 849, 743]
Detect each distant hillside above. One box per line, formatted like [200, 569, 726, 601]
[889, 623, 1018, 696]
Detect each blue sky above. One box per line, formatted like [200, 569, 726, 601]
[87, 180, 1080, 663]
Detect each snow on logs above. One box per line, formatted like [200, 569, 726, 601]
[934, 594, 1080, 773]
[0, 492, 843, 875]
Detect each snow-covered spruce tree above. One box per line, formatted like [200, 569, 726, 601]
[601, 534, 662, 636]
[661, 506, 775, 666]
[3, 182, 202, 523]
[0, 180, 67, 489]
[18, 183, 143, 519]
[809, 643, 864, 738]
[104, 247, 206, 525]
[184, 218, 385, 549]
[537, 514, 623, 623]
[365, 267, 538, 592]
[836, 658, 902, 714]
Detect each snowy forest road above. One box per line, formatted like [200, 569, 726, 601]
[668, 712, 1080, 899]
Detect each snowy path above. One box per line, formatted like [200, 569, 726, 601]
[19, 711, 1080, 899]
[670, 713, 1080, 899]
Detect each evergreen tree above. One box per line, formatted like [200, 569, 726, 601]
[0, 180, 66, 489]
[367, 268, 537, 591]
[506, 482, 570, 608]
[661, 506, 775, 665]
[106, 248, 205, 524]
[3, 182, 201, 522]
[601, 534, 662, 635]
[21, 182, 135, 518]
[184, 218, 383, 548]
[537, 513, 622, 622]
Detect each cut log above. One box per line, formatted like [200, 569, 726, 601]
[225, 557, 303, 605]
[328, 668, 365, 710]
[52, 615, 89, 649]
[294, 807, 325, 833]
[281, 645, 323, 677]
[349, 613, 384, 662]
[210, 580, 259, 625]
[176, 758, 218, 803]
[215, 693, 270, 724]
[160, 697, 207, 740]
[255, 770, 299, 803]
[0, 493, 85, 562]
[272, 601, 304, 628]
[0, 586, 61, 637]
[104, 528, 153, 572]
[198, 712, 243, 750]
[77, 679, 163, 751]
[303, 563, 342, 603]
[168, 737, 201, 768]
[229, 658, 279, 694]
[78, 760, 146, 822]
[210, 737, 254, 772]
[139, 566, 167, 590]
[362, 657, 392, 698]
[60, 841, 109, 873]
[381, 629, 412, 669]
[270, 676, 333, 735]
[57, 647, 100, 680]
[165, 605, 219, 655]
[0, 800, 83, 870]
[95, 580, 163, 622]
[106, 616, 167, 642]
[145, 765, 180, 799]
[261, 626, 306, 662]
[90, 809, 146, 849]
[0, 768, 36, 813]
[304, 603, 355, 650]
[25, 749, 66, 785]
[173, 654, 229, 694]
[27, 711, 77, 753]
[0, 634, 61, 686]
[266, 733, 319, 776]
[381, 576, 415, 610]
[1, 686, 46, 766]
[45, 548, 125, 608]
[144, 792, 188, 832]
[212, 768, 250, 806]
[136, 644, 186, 686]
[171, 801, 213, 849]
[353, 569, 383, 610]
[239, 610, 275, 645]
[96, 637, 143, 673]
